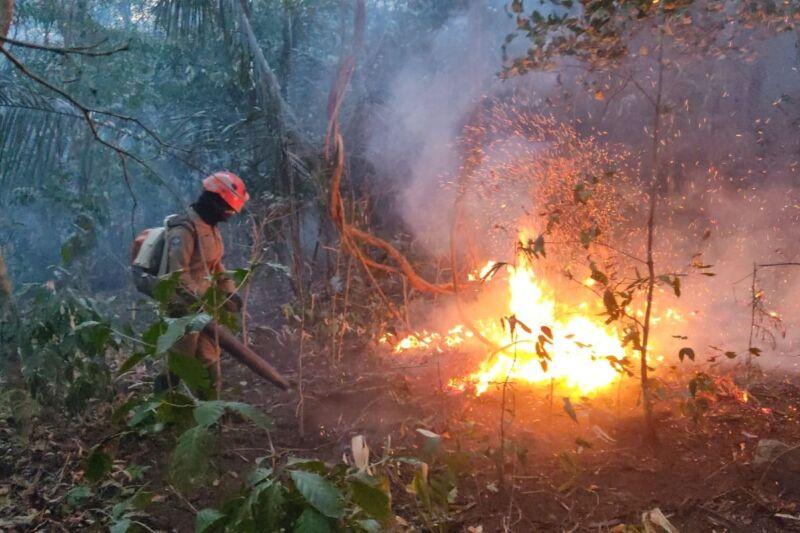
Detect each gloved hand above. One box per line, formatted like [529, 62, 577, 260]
[224, 292, 244, 312]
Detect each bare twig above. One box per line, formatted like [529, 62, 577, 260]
[0, 45, 181, 205]
[168, 484, 198, 514]
[748, 262, 758, 368]
[0, 35, 129, 56]
[758, 443, 800, 485]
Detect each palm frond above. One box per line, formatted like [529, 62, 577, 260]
[0, 79, 76, 197]
[152, 0, 235, 39]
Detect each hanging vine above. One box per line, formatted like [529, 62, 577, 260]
[324, 0, 454, 297]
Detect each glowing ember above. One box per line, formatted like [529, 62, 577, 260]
[380, 325, 473, 353]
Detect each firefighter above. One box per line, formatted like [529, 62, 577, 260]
[166, 171, 249, 395]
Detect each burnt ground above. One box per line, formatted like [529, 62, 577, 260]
[3, 328, 800, 532]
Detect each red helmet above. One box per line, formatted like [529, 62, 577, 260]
[202, 171, 249, 213]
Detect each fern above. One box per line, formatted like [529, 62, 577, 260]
[169, 424, 214, 490]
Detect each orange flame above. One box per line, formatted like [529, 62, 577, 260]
[381, 237, 684, 396]
[464, 253, 623, 395]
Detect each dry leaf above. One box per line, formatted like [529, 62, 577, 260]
[351, 435, 370, 472]
[592, 425, 616, 444]
[642, 508, 679, 533]
[416, 428, 441, 439]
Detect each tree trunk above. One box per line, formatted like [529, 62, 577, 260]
[0, 0, 12, 43]
[639, 17, 666, 446]
[236, 0, 309, 153]
[278, 1, 294, 101]
[0, 250, 11, 304]
[0, 249, 23, 388]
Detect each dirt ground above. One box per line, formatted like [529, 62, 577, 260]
[3, 330, 800, 532]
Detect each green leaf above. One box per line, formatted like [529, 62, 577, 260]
[123, 464, 148, 482]
[76, 320, 113, 355]
[225, 267, 252, 286]
[130, 490, 153, 510]
[196, 508, 226, 533]
[65, 485, 93, 507]
[141, 321, 167, 355]
[408, 464, 431, 510]
[128, 400, 160, 427]
[169, 352, 211, 393]
[247, 467, 273, 487]
[84, 448, 113, 483]
[112, 398, 138, 425]
[350, 474, 391, 523]
[155, 392, 194, 425]
[170, 425, 215, 490]
[289, 470, 344, 519]
[252, 480, 286, 530]
[293, 507, 331, 533]
[193, 401, 273, 430]
[61, 239, 75, 265]
[429, 470, 456, 508]
[152, 271, 182, 305]
[111, 490, 153, 519]
[157, 314, 212, 354]
[157, 316, 194, 354]
[118, 352, 147, 375]
[109, 519, 132, 533]
[225, 402, 273, 430]
[194, 401, 227, 427]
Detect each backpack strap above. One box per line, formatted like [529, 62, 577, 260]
[158, 214, 198, 276]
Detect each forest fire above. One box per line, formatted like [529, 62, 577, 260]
[382, 243, 634, 396]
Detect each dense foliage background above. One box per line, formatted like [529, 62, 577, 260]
[0, 0, 468, 290]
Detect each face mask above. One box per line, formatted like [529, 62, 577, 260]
[194, 191, 234, 226]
